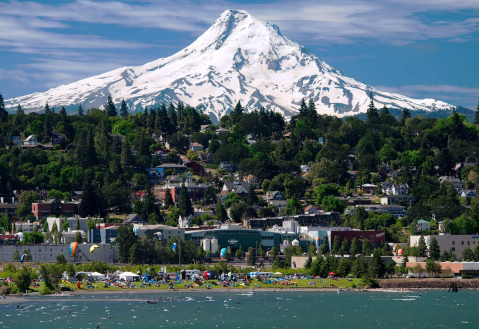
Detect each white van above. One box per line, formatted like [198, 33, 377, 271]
[185, 270, 201, 278]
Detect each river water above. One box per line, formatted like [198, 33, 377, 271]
[1, 290, 478, 328]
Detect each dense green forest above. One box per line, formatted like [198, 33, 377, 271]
[2, 92, 479, 248]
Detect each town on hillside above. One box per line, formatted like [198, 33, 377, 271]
[2, 93, 479, 288]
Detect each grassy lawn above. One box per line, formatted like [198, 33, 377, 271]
[54, 278, 363, 292]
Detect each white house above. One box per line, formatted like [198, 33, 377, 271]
[300, 165, 310, 173]
[189, 142, 204, 152]
[416, 219, 430, 232]
[24, 135, 39, 146]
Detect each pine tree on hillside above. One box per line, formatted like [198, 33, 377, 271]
[16, 104, 24, 116]
[429, 237, 440, 260]
[0, 93, 7, 122]
[105, 95, 117, 117]
[44, 102, 51, 115]
[231, 100, 244, 124]
[168, 103, 178, 134]
[178, 182, 193, 217]
[164, 188, 174, 209]
[78, 104, 84, 116]
[418, 235, 428, 257]
[215, 197, 228, 222]
[59, 106, 67, 117]
[474, 102, 479, 125]
[120, 138, 132, 173]
[120, 99, 128, 118]
[380, 105, 390, 115]
[299, 98, 308, 116]
[366, 92, 378, 120]
[401, 108, 411, 124]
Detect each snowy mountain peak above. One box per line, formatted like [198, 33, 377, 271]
[5, 10, 453, 121]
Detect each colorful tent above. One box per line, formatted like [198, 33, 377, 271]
[328, 272, 336, 276]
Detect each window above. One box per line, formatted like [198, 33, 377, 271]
[468, 241, 471, 245]
[452, 247, 455, 252]
[461, 241, 464, 245]
[452, 241, 455, 245]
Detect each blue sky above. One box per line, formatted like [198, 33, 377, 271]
[0, 0, 478, 109]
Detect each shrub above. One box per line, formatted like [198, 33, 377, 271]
[40, 286, 54, 295]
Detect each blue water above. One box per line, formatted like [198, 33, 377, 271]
[1, 290, 478, 328]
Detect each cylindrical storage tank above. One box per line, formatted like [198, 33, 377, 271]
[292, 239, 300, 247]
[210, 238, 218, 256]
[202, 239, 210, 253]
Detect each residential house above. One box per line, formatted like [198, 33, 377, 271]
[125, 214, 146, 224]
[24, 135, 39, 146]
[381, 195, 416, 207]
[304, 205, 321, 215]
[219, 162, 237, 171]
[190, 142, 204, 152]
[300, 165, 310, 173]
[51, 132, 66, 145]
[243, 174, 258, 185]
[221, 181, 250, 196]
[11, 136, 22, 146]
[216, 127, 229, 135]
[269, 199, 288, 210]
[416, 219, 430, 232]
[146, 163, 187, 184]
[359, 184, 378, 195]
[14, 221, 35, 233]
[152, 150, 169, 162]
[460, 190, 477, 198]
[382, 182, 409, 196]
[198, 152, 213, 164]
[438, 176, 463, 190]
[265, 191, 286, 201]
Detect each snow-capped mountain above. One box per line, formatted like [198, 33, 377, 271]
[5, 9, 453, 121]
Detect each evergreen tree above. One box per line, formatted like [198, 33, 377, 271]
[366, 92, 378, 120]
[258, 242, 266, 257]
[475, 102, 479, 125]
[339, 238, 350, 255]
[75, 129, 96, 168]
[168, 103, 178, 133]
[79, 182, 102, 217]
[368, 248, 385, 278]
[0, 93, 7, 122]
[16, 104, 24, 116]
[320, 237, 330, 255]
[59, 106, 67, 117]
[119, 99, 128, 117]
[351, 256, 367, 278]
[429, 237, 440, 260]
[215, 198, 228, 222]
[44, 102, 50, 114]
[75, 218, 80, 230]
[105, 95, 117, 117]
[155, 104, 172, 139]
[246, 184, 258, 205]
[380, 105, 390, 115]
[401, 108, 411, 124]
[362, 239, 373, 255]
[304, 255, 313, 269]
[332, 235, 341, 255]
[203, 185, 217, 205]
[247, 247, 256, 266]
[299, 98, 309, 116]
[350, 237, 360, 256]
[231, 100, 244, 124]
[418, 235, 428, 257]
[178, 182, 193, 217]
[78, 104, 84, 116]
[164, 188, 174, 209]
[120, 138, 133, 173]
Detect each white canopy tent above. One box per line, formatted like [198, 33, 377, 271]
[119, 272, 140, 281]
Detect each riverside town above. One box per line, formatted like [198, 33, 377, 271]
[0, 3, 479, 328]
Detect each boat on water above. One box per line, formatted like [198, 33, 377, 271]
[147, 300, 158, 304]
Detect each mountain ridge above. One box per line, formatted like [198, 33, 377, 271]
[5, 9, 454, 121]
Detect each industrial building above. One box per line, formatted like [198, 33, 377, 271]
[244, 213, 341, 230]
[410, 234, 479, 258]
[185, 226, 298, 255]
